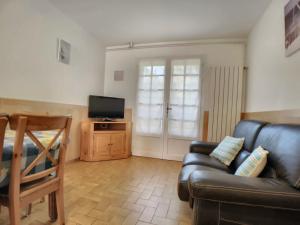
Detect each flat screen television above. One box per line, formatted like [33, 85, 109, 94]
[88, 95, 125, 119]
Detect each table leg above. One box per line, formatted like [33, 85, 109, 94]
[48, 192, 57, 222]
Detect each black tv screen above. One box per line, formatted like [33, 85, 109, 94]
[88, 95, 125, 119]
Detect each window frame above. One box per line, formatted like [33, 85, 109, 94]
[135, 57, 202, 139]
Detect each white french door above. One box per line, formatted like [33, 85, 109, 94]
[135, 58, 201, 160]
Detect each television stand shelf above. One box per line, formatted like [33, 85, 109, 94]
[80, 121, 132, 161]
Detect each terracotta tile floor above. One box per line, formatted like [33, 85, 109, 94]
[0, 157, 192, 225]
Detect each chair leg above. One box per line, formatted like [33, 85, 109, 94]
[55, 188, 65, 225]
[26, 204, 32, 216]
[49, 192, 57, 222]
[9, 201, 21, 225]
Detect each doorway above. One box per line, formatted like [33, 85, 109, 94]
[135, 58, 202, 160]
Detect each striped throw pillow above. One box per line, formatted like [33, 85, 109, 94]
[210, 136, 245, 166]
[235, 146, 269, 177]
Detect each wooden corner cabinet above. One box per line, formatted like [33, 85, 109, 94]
[80, 121, 132, 161]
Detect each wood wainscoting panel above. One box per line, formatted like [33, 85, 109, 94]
[0, 98, 132, 161]
[241, 109, 300, 124]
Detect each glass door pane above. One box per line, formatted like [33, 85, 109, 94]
[136, 60, 166, 136]
[168, 59, 201, 138]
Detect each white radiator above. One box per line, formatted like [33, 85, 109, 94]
[207, 66, 245, 142]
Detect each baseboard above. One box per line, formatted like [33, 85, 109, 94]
[163, 154, 184, 161]
[132, 149, 183, 161]
[66, 157, 80, 164]
[132, 149, 163, 159]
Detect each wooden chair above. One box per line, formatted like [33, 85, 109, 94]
[0, 114, 8, 214]
[0, 114, 72, 225]
[0, 114, 8, 161]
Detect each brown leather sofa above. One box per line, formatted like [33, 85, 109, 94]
[178, 120, 300, 225]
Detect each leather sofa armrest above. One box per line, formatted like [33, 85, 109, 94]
[188, 171, 300, 210]
[189, 141, 218, 154]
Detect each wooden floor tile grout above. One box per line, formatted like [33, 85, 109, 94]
[0, 157, 192, 225]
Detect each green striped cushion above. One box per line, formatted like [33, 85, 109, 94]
[210, 136, 245, 166]
[235, 146, 269, 177]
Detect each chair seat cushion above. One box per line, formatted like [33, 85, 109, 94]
[178, 165, 228, 201]
[183, 153, 231, 172]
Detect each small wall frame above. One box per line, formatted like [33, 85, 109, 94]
[57, 39, 71, 64]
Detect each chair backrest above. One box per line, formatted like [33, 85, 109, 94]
[8, 114, 72, 186]
[0, 114, 8, 161]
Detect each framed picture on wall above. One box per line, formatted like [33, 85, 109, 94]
[285, 0, 300, 56]
[57, 39, 71, 64]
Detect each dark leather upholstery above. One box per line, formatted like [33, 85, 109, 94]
[189, 141, 218, 154]
[177, 120, 300, 225]
[178, 165, 227, 201]
[193, 199, 300, 225]
[183, 120, 267, 171]
[254, 124, 300, 188]
[229, 149, 250, 171]
[232, 120, 267, 151]
[189, 171, 300, 209]
[182, 153, 231, 171]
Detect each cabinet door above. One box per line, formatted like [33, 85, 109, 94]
[110, 133, 125, 156]
[93, 134, 111, 159]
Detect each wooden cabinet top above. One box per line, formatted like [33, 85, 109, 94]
[82, 120, 129, 124]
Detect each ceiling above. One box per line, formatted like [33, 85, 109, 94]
[49, 0, 272, 46]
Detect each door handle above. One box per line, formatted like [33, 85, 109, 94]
[166, 106, 172, 117]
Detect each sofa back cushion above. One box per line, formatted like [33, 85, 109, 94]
[231, 120, 267, 170]
[254, 124, 300, 188]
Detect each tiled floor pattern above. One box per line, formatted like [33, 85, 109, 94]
[0, 157, 192, 225]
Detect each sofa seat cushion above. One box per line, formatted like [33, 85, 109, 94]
[183, 153, 231, 172]
[178, 165, 228, 201]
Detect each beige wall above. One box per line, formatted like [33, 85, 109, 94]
[0, 98, 88, 161]
[246, 0, 300, 112]
[104, 43, 245, 108]
[104, 43, 245, 157]
[0, 0, 105, 106]
[0, 97, 133, 161]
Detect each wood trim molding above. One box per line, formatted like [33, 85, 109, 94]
[0, 97, 132, 161]
[202, 111, 209, 141]
[241, 109, 300, 124]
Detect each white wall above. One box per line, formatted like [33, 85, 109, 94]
[104, 43, 245, 158]
[246, 0, 300, 112]
[104, 43, 245, 108]
[0, 0, 105, 106]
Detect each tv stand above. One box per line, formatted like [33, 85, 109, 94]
[102, 118, 114, 122]
[80, 120, 132, 161]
